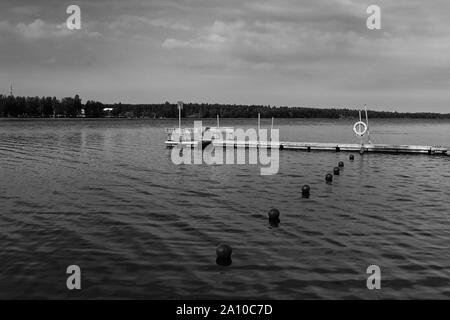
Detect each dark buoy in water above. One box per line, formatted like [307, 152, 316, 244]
[325, 173, 333, 183]
[338, 161, 344, 168]
[333, 167, 340, 175]
[216, 244, 232, 266]
[268, 208, 280, 227]
[349, 154, 355, 161]
[216, 244, 232, 258]
[301, 185, 311, 198]
[268, 208, 280, 220]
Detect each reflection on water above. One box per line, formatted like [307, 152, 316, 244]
[0, 118, 449, 299]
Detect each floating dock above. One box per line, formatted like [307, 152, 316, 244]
[166, 140, 448, 155]
[216, 140, 448, 155]
[164, 110, 448, 156]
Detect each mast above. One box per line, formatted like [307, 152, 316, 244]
[258, 113, 261, 142]
[177, 101, 183, 142]
[271, 117, 274, 142]
[359, 110, 364, 147]
[364, 104, 372, 144]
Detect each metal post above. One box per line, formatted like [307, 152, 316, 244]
[177, 101, 183, 143]
[365, 105, 371, 144]
[359, 110, 364, 147]
[178, 107, 181, 144]
[271, 117, 274, 142]
[258, 113, 261, 143]
[217, 114, 219, 128]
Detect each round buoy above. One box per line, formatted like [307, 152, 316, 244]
[268, 208, 280, 220]
[325, 173, 333, 183]
[268, 208, 280, 227]
[333, 167, 340, 175]
[216, 245, 232, 266]
[301, 185, 311, 197]
[349, 154, 355, 161]
[216, 244, 232, 259]
[338, 161, 344, 168]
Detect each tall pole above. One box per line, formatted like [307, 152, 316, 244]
[178, 101, 182, 132]
[364, 104, 371, 144]
[177, 101, 183, 142]
[258, 113, 261, 131]
[217, 114, 219, 128]
[258, 113, 261, 142]
[271, 117, 274, 142]
[359, 110, 363, 147]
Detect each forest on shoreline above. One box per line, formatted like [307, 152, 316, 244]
[1, 94, 449, 119]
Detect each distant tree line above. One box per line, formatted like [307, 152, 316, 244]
[1, 95, 449, 119]
[0, 94, 99, 118]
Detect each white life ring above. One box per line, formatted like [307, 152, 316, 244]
[353, 121, 367, 136]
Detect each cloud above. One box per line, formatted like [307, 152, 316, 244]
[158, 1, 450, 74]
[161, 38, 190, 49]
[162, 20, 238, 50]
[161, 18, 368, 67]
[16, 19, 70, 39]
[108, 15, 191, 31]
[0, 19, 101, 41]
[148, 18, 191, 31]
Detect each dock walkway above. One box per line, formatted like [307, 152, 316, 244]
[195, 140, 448, 155]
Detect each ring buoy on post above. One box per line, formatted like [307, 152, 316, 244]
[353, 121, 367, 137]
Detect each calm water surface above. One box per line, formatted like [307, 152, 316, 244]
[0, 118, 449, 299]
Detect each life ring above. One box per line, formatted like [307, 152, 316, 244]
[353, 121, 367, 136]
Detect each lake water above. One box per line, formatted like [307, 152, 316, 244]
[0, 118, 449, 299]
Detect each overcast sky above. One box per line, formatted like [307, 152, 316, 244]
[1, 0, 449, 112]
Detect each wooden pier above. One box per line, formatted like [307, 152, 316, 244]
[166, 140, 448, 155]
[164, 110, 448, 156]
[214, 140, 448, 155]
